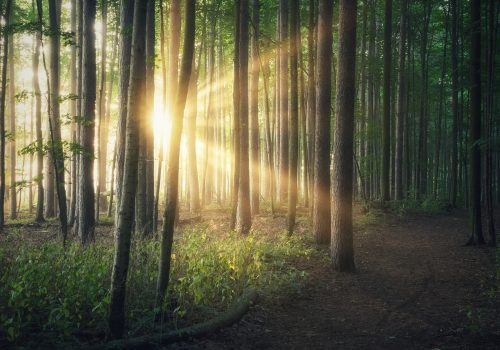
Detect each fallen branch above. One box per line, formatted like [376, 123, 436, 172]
[86, 288, 258, 350]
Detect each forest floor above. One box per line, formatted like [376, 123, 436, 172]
[168, 208, 500, 350]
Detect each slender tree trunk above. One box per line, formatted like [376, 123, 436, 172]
[237, 0, 252, 234]
[466, 0, 484, 245]
[77, 0, 96, 244]
[287, 0, 299, 233]
[0, 0, 12, 231]
[230, 0, 241, 230]
[450, 0, 458, 206]
[313, 0, 332, 245]
[96, 0, 108, 220]
[155, 0, 195, 311]
[108, 0, 147, 339]
[331, 0, 357, 272]
[279, 0, 289, 204]
[115, 0, 135, 217]
[68, 0, 77, 225]
[8, 38, 16, 220]
[250, 0, 260, 215]
[395, 0, 407, 200]
[381, 0, 392, 201]
[307, 0, 316, 212]
[33, 26, 44, 222]
[186, 55, 200, 213]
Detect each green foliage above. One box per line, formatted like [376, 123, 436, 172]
[389, 197, 449, 216]
[0, 227, 311, 343]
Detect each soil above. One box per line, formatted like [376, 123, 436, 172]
[168, 209, 500, 350]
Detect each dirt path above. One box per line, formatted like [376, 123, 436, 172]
[170, 210, 500, 349]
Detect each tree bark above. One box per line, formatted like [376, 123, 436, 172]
[312, 0, 332, 245]
[33, 26, 44, 223]
[381, 0, 392, 201]
[466, 0, 484, 245]
[331, 0, 357, 272]
[155, 0, 196, 311]
[250, 0, 260, 215]
[279, 0, 289, 204]
[77, 0, 96, 244]
[287, 0, 299, 233]
[8, 37, 16, 220]
[108, 0, 147, 339]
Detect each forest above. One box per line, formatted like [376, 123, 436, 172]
[0, 0, 499, 348]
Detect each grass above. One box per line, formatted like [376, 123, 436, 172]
[0, 224, 314, 346]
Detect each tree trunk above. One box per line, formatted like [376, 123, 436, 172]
[8, 37, 16, 220]
[155, 0, 196, 312]
[331, 0, 357, 272]
[279, 0, 289, 204]
[33, 27, 44, 223]
[186, 55, 200, 213]
[250, 0, 260, 215]
[68, 0, 77, 225]
[115, 0, 135, 217]
[450, 0, 458, 206]
[287, 0, 299, 234]
[108, 0, 148, 339]
[0, 0, 12, 231]
[77, 0, 96, 244]
[381, 0, 392, 201]
[307, 0, 316, 212]
[466, 0, 484, 245]
[395, 0, 407, 200]
[312, 0, 332, 245]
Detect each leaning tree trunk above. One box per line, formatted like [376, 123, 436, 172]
[331, 0, 357, 272]
[155, 0, 196, 312]
[108, 0, 148, 339]
[312, 0, 332, 245]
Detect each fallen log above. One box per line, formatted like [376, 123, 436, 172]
[85, 288, 258, 350]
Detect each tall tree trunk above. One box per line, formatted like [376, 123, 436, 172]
[230, 0, 241, 230]
[77, 0, 96, 244]
[96, 0, 108, 220]
[237, 0, 252, 234]
[250, 0, 260, 215]
[68, 0, 77, 225]
[108, 0, 147, 339]
[279, 0, 289, 204]
[450, 0, 458, 206]
[466, 0, 484, 245]
[0, 0, 12, 231]
[115, 0, 135, 217]
[8, 37, 16, 220]
[395, 0, 407, 200]
[312, 0, 332, 245]
[287, 0, 299, 233]
[307, 0, 316, 212]
[331, 0, 357, 272]
[155, 0, 195, 311]
[45, 0, 68, 241]
[33, 28, 44, 222]
[485, 0, 496, 246]
[186, 55, 200, 212]
[381, 0, 392, 201]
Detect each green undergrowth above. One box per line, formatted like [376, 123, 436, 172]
[388, 197, 450, 215]
[0, 225, 313, 345]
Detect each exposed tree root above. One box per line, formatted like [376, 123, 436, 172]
[85, 289, 258, 350]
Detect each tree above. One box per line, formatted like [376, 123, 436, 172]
[381, 0, 392, 201]
[395, 0, 407, 200]
[0, 0, 12, 231]
[331, 0, 357, 272]
[278, 0, 288, 204]
[77, 0, 96, 244]
[237, 0, 252, 234]
[250, 0, 260, 215]
[306, 0, 316, 212]
[312, 0, 332, 245]
[33, 24, 44, 223]
[450, 0, 458, 207]
[108, 0, 147, 339]
[8, 36, 16, 219]
[287, 0, 299, 233]
[466, 0, 484, 246]
[155, 0, 196, 311]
